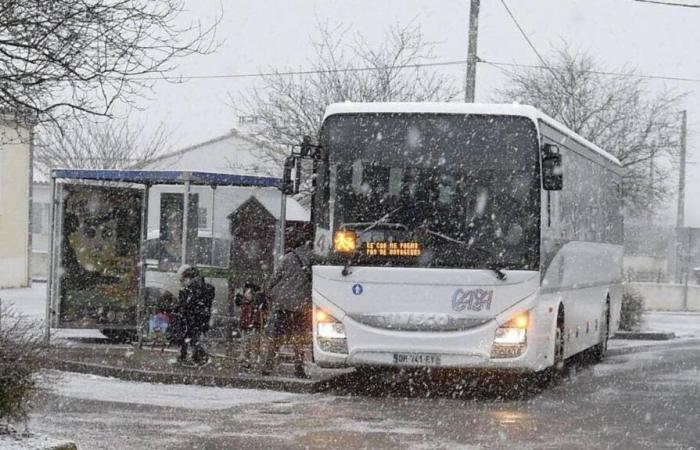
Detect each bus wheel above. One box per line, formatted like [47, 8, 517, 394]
[591, 300, 610, 362]
[540, 307, 566, 385]
[553, 308, 565, 372]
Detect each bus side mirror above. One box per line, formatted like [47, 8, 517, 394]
[300, 135, 313, 157]
[542, 143, 563, 191]
[282, 156, 301, 195]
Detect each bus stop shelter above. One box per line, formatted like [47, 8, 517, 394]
[44, 169, 286, 343]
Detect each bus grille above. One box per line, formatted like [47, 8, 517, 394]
[347, 313, 491, 332]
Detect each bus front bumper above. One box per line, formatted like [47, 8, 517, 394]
[313, 314, 550, 372]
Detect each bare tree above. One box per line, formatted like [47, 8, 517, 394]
[230, 21, 460, 181]
[497, 44, 684, 215]
[0, 0, 219, 124]
[34, 116, 171, 177]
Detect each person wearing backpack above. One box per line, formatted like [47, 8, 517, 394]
[261, 240, 313, 378]
[172, 265, 215, 366]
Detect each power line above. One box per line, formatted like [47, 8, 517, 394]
[632, 0, 700, 8]
[129, 60, 471, 81]
[480, 59, 519, 78]
[497, 0, 561, 83]
[120, 56, 700, 85]
[481, 59, 700, 83]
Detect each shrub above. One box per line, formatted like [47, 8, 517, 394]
[620, 289, 644, 331]
[0, 305, 46, 430]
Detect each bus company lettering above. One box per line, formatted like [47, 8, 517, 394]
[452, 288, 493, 312]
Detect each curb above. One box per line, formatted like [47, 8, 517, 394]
[43, 359, 324, 394]
[607, 337, 700, 357]
[612, 331, 675, 340]
[49, 444, 78, 450]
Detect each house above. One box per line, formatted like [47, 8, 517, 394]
[0, 115, 32, 288]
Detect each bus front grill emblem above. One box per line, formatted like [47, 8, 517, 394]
[452, 288, 493, 312]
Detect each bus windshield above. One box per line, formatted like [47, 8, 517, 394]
[321, 113, 541, 270]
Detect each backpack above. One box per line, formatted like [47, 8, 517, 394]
[202, 282, 215, 317]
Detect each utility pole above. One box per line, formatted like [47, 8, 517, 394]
[676, 110, 688, 302]
[677, 110, 687, 230]
[464, 0, 480, 102]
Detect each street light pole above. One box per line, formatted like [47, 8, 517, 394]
[464, 0, 480, 102]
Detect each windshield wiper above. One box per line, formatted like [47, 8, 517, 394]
[356, 201, 423, 236]
[420, 227, 508, 281]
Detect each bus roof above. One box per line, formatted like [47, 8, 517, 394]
[323, 102, 622, 167]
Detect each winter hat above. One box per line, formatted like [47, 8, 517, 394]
[176, 264, 198, 279]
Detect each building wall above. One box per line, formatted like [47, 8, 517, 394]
[626, 282, 700, 311]
[31, 183, 51, 280]
[0, 121, 31, 288]
[623, 255, 669, 283]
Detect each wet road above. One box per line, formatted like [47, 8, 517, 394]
[30, 341, 700, 449]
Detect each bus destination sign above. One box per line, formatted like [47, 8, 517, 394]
[364, 241, 421, 257]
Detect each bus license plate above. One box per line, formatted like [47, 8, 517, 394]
[393, 352, 441, 366]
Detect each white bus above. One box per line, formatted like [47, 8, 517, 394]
[300, 103, 623, 374]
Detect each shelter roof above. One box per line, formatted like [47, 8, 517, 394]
[51, 169, 280, 188]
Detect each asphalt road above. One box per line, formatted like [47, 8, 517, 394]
[29, 341, 700, 450]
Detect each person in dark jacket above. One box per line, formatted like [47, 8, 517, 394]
[235, 282, 268, 368]
[172, 265, 215, 365]
[261, 242, 313, 378]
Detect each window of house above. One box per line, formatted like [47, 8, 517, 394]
[32, 203, 43, 234]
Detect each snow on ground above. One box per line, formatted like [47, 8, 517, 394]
[0, 433, 75, 450]
[0, 282, 105, 339]
[643, 311, 700, 338]
[609, 311, 700, 350]
[0, 282, 47, 321]
[45, 370, 304, 410]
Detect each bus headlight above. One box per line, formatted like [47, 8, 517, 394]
[491, 312, 529, 358]
[315, 307, 348, 354]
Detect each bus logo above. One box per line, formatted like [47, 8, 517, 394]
[452, 288, 493, 312]
[352, 284, 363, 295]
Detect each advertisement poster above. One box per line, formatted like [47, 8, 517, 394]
[58, 185, 143, 328]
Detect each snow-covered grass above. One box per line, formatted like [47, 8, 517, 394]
[45, 370, 304, 410]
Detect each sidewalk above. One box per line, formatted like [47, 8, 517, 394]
[43, 341, 349, 394]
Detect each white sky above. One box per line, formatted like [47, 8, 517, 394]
[129, 0, 700, 226]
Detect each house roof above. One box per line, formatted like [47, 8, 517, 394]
[141, 128, 309, 223]
[142, 128, 286, 178]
